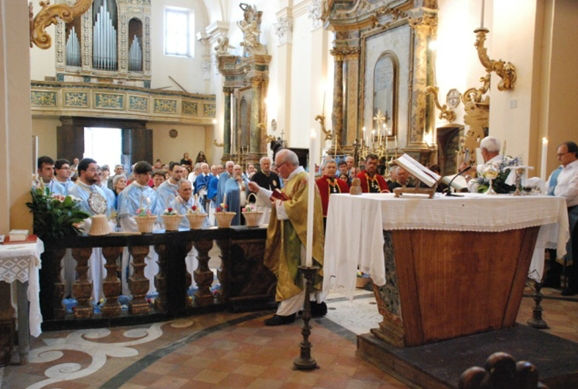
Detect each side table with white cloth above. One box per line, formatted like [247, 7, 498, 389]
[0, 239, 44, 363]
[323, 193, 568, 347]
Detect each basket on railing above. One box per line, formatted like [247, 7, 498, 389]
[135, 215, 157, 234]
[162, 214, 182, 231]
[215, 212, 236, 228]
[186, 213, 207, 229]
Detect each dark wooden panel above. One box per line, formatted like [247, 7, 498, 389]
[391, 228, 539, 346]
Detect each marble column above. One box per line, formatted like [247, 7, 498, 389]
[223, 88, 232, 155]
[331, 49, 344, 152]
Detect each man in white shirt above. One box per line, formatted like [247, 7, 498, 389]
[34, 156, 66, 195]
[547, 141, 578, 295]
[156, 162, 186, 211]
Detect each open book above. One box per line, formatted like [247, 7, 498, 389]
[395, 154, 441, 188]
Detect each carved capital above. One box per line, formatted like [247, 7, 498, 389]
[309, 0, 324, 30]
[274, 16, 293, 46]
[330, 46, 360, 61]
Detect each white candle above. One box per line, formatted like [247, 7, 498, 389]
[306, 129, 318, 267]
[540, 137, 548, 182]
[480, 0, 485, 29]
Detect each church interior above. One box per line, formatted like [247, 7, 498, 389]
[0, 0, 577, 388]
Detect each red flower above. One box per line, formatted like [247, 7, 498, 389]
[216, 207, 222, 212]
[167, 207, 173, 213]
[192, 205, 197, 211]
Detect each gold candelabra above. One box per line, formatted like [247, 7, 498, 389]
[474, 28, 517, 91]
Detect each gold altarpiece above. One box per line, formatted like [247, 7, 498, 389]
[216, 4, 271, 166]
[322, 0, 438, 165]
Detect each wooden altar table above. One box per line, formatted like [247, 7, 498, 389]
[323, 193, 568, 347]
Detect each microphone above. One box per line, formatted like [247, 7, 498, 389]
[444, 163, 474, 196]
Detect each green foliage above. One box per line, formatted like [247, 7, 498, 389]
[26, 188, 89, 240]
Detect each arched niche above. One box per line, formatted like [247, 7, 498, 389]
[373, 51, 398, 137]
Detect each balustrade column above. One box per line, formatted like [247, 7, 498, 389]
[194, 239, 215, 306]
[71, 248, 93, 319]
[154, 244, 168, 312]
[101, 247, 122, 317]
[39, 248, 66, 320]
[129, 245, 150, 314]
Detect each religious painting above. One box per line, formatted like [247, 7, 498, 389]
[362, 24, 410, 145]
[373, 52, 397, 137]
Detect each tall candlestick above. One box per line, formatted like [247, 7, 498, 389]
[480, 0, 485, 29]
[540, 137, 548, 182]
[362, 126, 366, 145]
[306, 129, 318, 267]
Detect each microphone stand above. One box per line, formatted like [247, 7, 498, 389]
[443, 164, 474, 197]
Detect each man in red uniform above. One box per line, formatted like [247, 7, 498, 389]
[356, 154, 389, 193]
[316, 159, 349, 224]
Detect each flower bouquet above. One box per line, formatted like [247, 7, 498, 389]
[134, 207, 157, 233]
[475, 156, 518, 194]
[186, 205, 207, 229]
[161, 207, 182, 231]
[215, 203, 236, 228]
[26, 188, 89, 240]
[241, 204, 263, 227]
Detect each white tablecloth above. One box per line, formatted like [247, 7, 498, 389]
[323, 193, 569, 297]
[0, 240, 44, 337]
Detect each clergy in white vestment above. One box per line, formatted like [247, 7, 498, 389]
[168, 180, 205, 291]
[54, 158, 76, 194]
[68, 158, 110, 305]
[169, 180, 208, 230]
[117, 161, 159, 296]
[156, 162, 187, 212]
[216, 160, 235, 206]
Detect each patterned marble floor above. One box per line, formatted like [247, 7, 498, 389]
[1, 288, 576, 389]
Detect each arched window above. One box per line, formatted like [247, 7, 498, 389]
[128, 18, 143, 72]
[92, 0, 118, 70]
[373, 52, 398, 136]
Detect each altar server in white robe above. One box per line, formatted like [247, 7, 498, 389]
[117, 161, 159, 295]
[68, 158, 111, 305]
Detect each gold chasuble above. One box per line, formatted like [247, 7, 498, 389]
[264, 171, 325, 302]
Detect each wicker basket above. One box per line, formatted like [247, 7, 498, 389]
[89, 214, 111, 236]
[135, 215, 157, 234]
[162, 214, 182, 231]
[215, 212, 236, 228]
[186, 213, 207, 229]
[242, 211, 263, 227]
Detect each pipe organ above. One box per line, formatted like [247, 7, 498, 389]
[92, 0, 118, 70]
[55, 0, 151, 86]
[65, 26, 81, 67]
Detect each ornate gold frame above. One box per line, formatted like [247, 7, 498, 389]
[30, 0, 93, 49]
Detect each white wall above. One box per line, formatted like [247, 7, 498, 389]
[151, 0, 212, 93]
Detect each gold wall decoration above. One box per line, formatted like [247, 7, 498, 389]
[314, 114, 333, 141]
[426, 86, 456, 123]
[30, 0, 93, 49]
[474, 28, 517, 91]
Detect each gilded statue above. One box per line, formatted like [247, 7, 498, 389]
[238, 3, 266, 55]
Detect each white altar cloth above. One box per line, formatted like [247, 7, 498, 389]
[323, 193, 569, 297]
[0, 239, 44, 337]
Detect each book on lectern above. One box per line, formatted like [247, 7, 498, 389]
[395, 154, 441, 187]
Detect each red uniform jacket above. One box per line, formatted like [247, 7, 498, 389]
[356, 171, 389, 193]
[315, 175, 349, 217]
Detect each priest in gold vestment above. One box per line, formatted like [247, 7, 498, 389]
[248, 149, 326, 325]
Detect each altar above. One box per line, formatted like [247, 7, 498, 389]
[323, 193, 568, 347]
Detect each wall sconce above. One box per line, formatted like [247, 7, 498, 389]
[474, 27, 517, 91]
[30, 0, 93, 49]
[314, 114, 333, 141]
